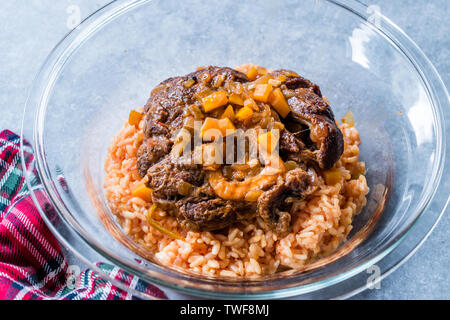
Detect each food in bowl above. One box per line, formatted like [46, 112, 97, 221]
[104, 64, 369, 277]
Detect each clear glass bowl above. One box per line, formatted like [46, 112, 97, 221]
[21, 0, 449, 299]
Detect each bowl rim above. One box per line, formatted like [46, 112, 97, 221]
[21, 0, 449, 299]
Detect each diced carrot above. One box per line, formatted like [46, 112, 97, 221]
[244, 98, 258, 111]
[201, 116, 235, 138]
[201, 117, 221, 140]
[268, 88, 290, 118]
[258, 131, 279, 154]
[256, 66, 268, 76]
[229, 93, 244, 106]
[246, 66, 258, 81]
[268, 78, 282, 87]
[253, 84, 273, 103]
[131, 183, 152, 202]
[128, 110, 143, 126]
[202, 91, 228, 112]
[221, 105, 235, 121]
[235, 106, 254, 121]
[253, 74, 272, 85]
[217, 117, 236, 136]
[324, 169, 342, 185]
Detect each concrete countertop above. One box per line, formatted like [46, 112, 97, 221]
[0, 0, 448, 299]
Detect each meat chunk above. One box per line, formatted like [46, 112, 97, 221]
[258, 169, 317, 235]
[134, 66, 343, 235]
[177, 198, 235, 230]
[279, 130, 316, 166]
[286, 91, 344, 169]
[284, 168, 317, 197]
[143, 67, 248, 139]
[137, 136, 171, 177]
[138, 66, 249, 176]
[257, 179, 292, 236]
[146, 156, 205, 200]
[271, 70, 344, 169]
[271, 69, 322, 96]
[146, 156, 254, 230]
[177, 197, 253, 231]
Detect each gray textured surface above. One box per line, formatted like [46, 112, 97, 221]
[0, 0, 448, 299]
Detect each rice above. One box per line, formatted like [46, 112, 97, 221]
[104, 118, 369, 277]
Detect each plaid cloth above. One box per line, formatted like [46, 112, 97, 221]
[0, 130, 167, 300]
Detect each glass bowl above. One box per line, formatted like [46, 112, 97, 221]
[21, 0, 449, 299]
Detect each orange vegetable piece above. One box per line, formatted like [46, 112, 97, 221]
[235, 106, 254, 121]
[229, 93, 244, 106]
[221, 105, 235, 121]
[128, 110, 143, 126]
[201, 117, 236, 139]
[246, 66, 258, 81]
[131, 183, 153, 202]
[268, 88, 290, 118]
[201, 117, 221, 140]
[268, 78, 282, 87]
[217, 117, 236, 136]
[256, 65, 268, 76]
[202, 91, 228, 112]
[258, 131, 279, 154]
[253, 74, 272, 85]
[253, 84, 273, 103]
[324, 169, 342, 185]
[244, 98, 258, 111]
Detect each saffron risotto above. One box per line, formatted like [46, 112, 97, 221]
[104, 116, 369, 277]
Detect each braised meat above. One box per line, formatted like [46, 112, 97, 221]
[137, 67, 249, 175]
[136, 65, 344, 235]
[257, 168, 318, 234]
[145, 155, 254, 231]
[270, 70, 344, 169]
[177, 197, 254, 231]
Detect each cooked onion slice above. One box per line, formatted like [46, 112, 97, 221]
[146, 205, 183, 240]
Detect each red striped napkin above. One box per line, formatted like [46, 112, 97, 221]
[0, 130, 167, 300]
